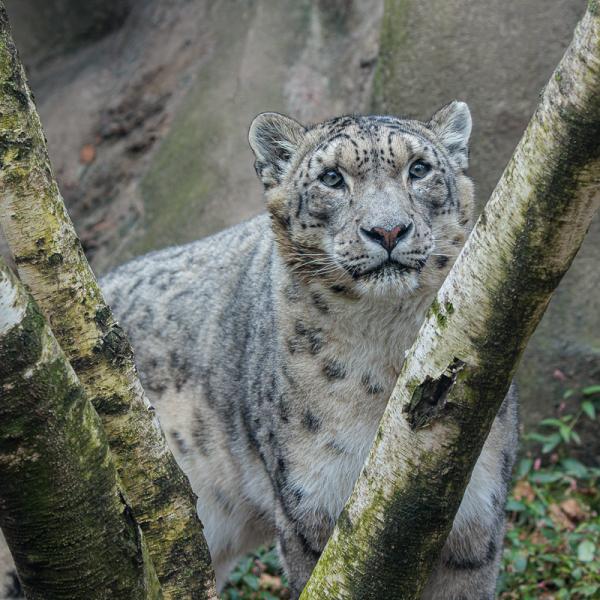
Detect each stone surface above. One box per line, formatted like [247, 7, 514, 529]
[3, 0, 598, 453]
[371, 0, 598, 458]
[129, 0, 383, 261]
[4, 0, 131, 67]
[0, 1, 598, 595]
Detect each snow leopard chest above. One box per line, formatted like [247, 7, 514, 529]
[277, 291, 431, 522]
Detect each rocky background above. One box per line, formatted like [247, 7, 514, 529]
[1, 0, 598, 597]
[2, 0, 598, 449]
[0, 0, 596, 440]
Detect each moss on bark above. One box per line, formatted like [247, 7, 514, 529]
[0, 260, 161, 599]
[0, 5, 216, 598]
[301, 4, 600, 598]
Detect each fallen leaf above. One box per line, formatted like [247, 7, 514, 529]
[260, 573, 283, 591]
[559, 498, 589, 522]
[548, 503, 575, 531]
[513, 480, 535, 502]
[530, 530, 549, 545]
[80, 144, 96, 164]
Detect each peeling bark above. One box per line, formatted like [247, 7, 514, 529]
[403, 358, 465, 430]
[301, 3, 600, 598]
[0, 258, 161, 599]
[0, 5, 216, 598]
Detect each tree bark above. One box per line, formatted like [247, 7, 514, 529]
[0, 5, 217, 598]
[300, 2, 600, 598]
[0, 258, 161, 599]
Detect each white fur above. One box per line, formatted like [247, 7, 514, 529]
[0, 273, 25, 335]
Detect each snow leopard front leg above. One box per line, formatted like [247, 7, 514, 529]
[277, 388, 517, 600]
[275, 502, 334, 599]
[421, 387, 518, 600]
[422, 520, 505, 600]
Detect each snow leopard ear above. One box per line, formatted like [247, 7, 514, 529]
[428, 101, 472, 170]
[249, 112, 306, 188]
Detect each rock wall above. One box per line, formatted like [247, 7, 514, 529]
[4, 0, 598, 435]
[5, 0, 599, 453]
[4, 0, 131, 66]
[0, 0, 598, 596]
[123, 0, 383, 262]
[372, 0, 598, 451]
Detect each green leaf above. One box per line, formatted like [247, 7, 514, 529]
[582, 400, 596, 419]
[260, 547, 281, 571]
[506, 499, 526, 512]
[541, 554, 561, 563]
[558, 423, 572, 442]
[561, 458, 589, 478]
[542, 436, 562, 453]
[243, 574, 260, 591]
[577, 540, 595, 563]
[517, 458, 533, 478]
[239, 556, 254, 574]
[571, 430, 582, 445]
[540, 418, 565, 428]
[540, 418, 564, 427]
[582, 385, 600, 396]
[526, 432, 556, 443]
[577, 584, 599, 596]
[228, 570, 243, 584]
[530, 471, 562, 483]
[513, 552, 528, 572]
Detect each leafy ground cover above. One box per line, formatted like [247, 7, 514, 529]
[221, 546, 289, 600]
[221, 386, 600, 599]
[498, 385, 600, 599]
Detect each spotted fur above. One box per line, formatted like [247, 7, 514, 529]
[100, 102, 518, 599]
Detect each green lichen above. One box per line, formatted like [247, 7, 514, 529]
[0, 294, 159, 597]
[429, 298, 457, 328]
[0, 12, 215, 595]
[0, 298, 44, 378]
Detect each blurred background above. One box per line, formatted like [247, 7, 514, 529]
[0, 0, 599, 597]
[3, 0, 597, 456]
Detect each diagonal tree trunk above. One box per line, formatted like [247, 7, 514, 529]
[0, 258, 161, 599]
[0, 5, 216, 598]
[300, 2, 600, 598]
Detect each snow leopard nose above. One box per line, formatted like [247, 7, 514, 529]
[361, 222, 413, 253]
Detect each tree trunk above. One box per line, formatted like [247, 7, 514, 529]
[300, 2, 600, 598]
[0, 258, 161, 599]
[0, 5, 217, 598]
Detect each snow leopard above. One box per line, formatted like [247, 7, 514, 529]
[100, 101, 518, 599]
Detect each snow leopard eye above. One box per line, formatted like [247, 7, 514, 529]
[408, 160, 431, 179]
[319, 169, 345, 189]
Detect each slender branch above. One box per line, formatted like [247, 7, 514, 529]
[0, 5, 216, 598]
[0, 258, 161, 599]
[301, 3, 600, 598]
